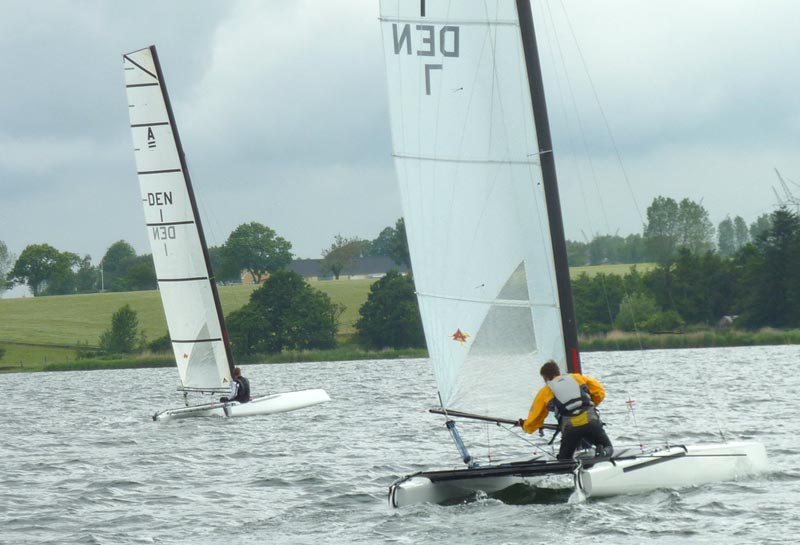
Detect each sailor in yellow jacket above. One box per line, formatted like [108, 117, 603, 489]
[518, 360, 613, 460]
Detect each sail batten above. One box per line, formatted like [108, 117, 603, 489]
[394, 153, 539, 166]
[379, 17, 518, 26]
[380, 0, 567, 419]
[123, 45, 233, 392]
[417, 292, 556, 309]
[137, 169, 182, 175]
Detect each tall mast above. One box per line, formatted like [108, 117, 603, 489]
[148, 46, 236, 375]
[515, 1, 581, 373]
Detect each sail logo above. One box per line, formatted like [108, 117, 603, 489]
[392, 24, 460, 95]
[451, 328, 470, 344]
[147, 127, 157, 149]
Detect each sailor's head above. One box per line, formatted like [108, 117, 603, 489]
[540, 360, 560, 382]
[233, 367, 242, 378]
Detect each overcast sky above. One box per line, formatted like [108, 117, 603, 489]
[1, 0, 798, 268]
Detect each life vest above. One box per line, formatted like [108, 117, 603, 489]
[547, 375, 593, 419]
[234, 376, 251, 403]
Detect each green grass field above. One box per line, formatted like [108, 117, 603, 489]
[0, 278, 375, 370]
[570, 262, 655, 277]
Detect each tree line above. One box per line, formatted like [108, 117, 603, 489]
[91, 221, 420, 358]
[99, 204, 799, 360]
[573, 207, 799, 333]
[1, 219, 410, 297]
[5, 199, 798, 361]
[567, 196, 772, 266]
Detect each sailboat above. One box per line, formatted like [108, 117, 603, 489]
[378, 0, 766, 506]
[122, 46, 330, 421]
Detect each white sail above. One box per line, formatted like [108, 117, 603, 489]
[123, 47, 232, 392]
[380, 1, 566, 419]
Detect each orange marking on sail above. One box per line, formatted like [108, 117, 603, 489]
[451, 328, 470, 344]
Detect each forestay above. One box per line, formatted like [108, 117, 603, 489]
[123, 47, 232, 392]
[379, 1, 566, 419]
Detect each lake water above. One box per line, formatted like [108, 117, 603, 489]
[1, 345, 798, 544]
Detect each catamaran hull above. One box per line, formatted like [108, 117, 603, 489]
[578, 441, 768, 497]
[153, 389, 331, 421]
[389, 459, 577, 507]
[389, 441, 767, 507]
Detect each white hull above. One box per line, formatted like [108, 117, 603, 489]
[389, 441, 767, 507]
[578, 441, 768, 497]
[153, 389, 330, 421]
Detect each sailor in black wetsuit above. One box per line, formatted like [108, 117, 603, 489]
[220, 366, 251, 403]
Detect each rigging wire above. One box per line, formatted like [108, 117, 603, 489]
[555, 0, 645, 227]
[537, 1, 643, 351]
[537, 1, 659, 429]
[539, 0, 648, 352]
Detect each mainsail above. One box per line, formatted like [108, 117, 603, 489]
[123, 46, 233, 392]
[379, 0, 576, 419]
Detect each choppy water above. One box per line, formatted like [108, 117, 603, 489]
[1, 345, 798, 544]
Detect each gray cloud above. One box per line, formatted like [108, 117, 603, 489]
[0, 0, 797, 269]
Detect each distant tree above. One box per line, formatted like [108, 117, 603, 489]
[208, 245, 242, 284]
[125, 255, 157, 291]
[8, 243, 67, 296]
[749, 213, 772, 242]
[643, 197, 713, 262]
[615, 292, 660, 332]
[75, 255, 98, 293]
[568, 234, 646, 266]
[101, 240, 137, 291]
[733, 216, 750, 250]
[226, 305, 269, 356]
[99, 304, 143, 354]
[718, 217, 736, 257]
[647, 249, 734, 324]
[676, 198, 714, 255]
[620, 233, 647, 263]
[321, 234, 368, 280]
[735, 208, 800, 327]
[367, 226, 396, 257]
[42, 251, 80, 296]
[589, 234, 635, 264]
[226, 270, 341, 355]
[720, 215, 750, 257]
[0, 240, 13, 295]
[147, 332, 172, 353]
[572, 272, 624, 333]
[223, 222, 292, 283]
[641, 310, 685, 333]
[566, 239, 589, 266]
[643, 196, 681, 264]
[355, 271, 425, 349]
[387, 218, 411, 270]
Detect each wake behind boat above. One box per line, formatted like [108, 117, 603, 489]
[378, 0, 765, 506]
[122, 46, 330, 421]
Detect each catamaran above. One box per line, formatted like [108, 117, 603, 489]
[378, 0, 766, 506]
[122, 46, 330, 421]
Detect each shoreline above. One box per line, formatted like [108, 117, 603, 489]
[2, 329, 799, 374]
